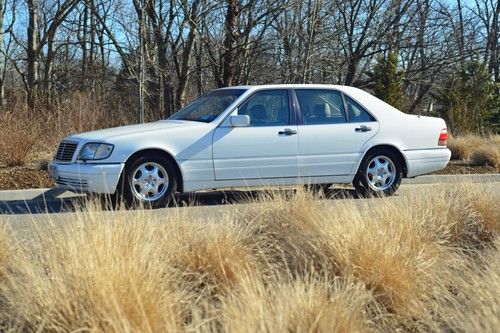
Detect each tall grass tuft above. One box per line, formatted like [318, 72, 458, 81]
[0, 212, 191, 332]
[447, 134, 485, 160]
[444, 239, 500, 332]
[469, 145, 500, 170]
[221, 277, 380, 333]
[0, 183, 498, 332]
[0, 223, 10, 283]
[448, 134, 500, 169]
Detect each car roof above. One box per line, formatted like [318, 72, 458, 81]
[216, 84, 405, 120]
[216, 84, 347, 91]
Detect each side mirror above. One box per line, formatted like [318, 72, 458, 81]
[229, 114, 250, 127]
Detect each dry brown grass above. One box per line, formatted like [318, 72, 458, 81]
[0, 223, 10, 283]
[443, 239, 500, 332]
[0, 92, 134, 167]
[447, 134, 486, 160]
[0, 183, 498, 332]
[448, 134, 500, 170]
[0, 111, 42, 166]
[470, 145, 500, 170]
[0, 212, 190, 332]
[221, 277, 380, 333]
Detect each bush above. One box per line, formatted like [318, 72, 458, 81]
[447, 134, 485, 160]
[0, 92, 134, 167]
[0, 111, 41, 167]
[470, 145, 500, 170]
[447, 135, 500, 170]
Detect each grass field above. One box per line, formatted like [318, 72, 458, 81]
[0, 183, 498, 332]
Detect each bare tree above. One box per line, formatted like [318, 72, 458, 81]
[0, 0, 14, 105]
[473, 0, 499, 88]
[0, 0, 495, 131]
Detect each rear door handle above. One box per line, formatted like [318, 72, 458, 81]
[355, 125, 372, 132]
[278, 128, 297, 136]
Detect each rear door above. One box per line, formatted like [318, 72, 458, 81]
[294, 89, 379, 177]
[212, 89, 299, 180]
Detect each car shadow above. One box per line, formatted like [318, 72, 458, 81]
[0, 186, 360, 215]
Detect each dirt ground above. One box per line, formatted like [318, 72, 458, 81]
[0, 161, 497, 191]
[431, 162, 497, 175]
[0, 167, 54, 190]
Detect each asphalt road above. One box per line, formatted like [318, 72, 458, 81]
[0, 174, 498, 217]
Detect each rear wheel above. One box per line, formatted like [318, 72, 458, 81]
[353, 149, 402, 197]
[118, 153, 178, 208]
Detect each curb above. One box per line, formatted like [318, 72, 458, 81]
[0, 188, 85, 202]
[403, 173, 500, 185]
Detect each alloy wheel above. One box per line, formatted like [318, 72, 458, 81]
[365, 155, 396, 191]
[130, 162, 169, 202]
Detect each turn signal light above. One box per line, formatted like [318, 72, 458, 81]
[438, 128, 448, 146]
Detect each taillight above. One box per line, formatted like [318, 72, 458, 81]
[438, 128, 448, 146]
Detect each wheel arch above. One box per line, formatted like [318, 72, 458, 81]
[124, 148, 184, 192]
[357, 144, 408, 178]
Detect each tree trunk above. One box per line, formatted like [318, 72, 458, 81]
[175, 0, 199, 108]
[43, 31, 56, 106]
[82, 0, 89, 89]
[489, 1, 499, 90]
[221, 0, 239, 87]
[345, 57, 358, 86]
[158, 46, 168, 117]
[194, 38, 203, 95]
[89, 0, 96, 91]
[27, 0, 39, 110]
[0, 0, 6, 105]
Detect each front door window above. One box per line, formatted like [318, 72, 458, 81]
[238, 90, 290, 126]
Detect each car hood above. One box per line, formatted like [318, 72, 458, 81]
[68, 120, 207, 142]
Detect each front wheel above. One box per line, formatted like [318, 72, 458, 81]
[118, 153, 178, 208]
[353, 149, 402, 197]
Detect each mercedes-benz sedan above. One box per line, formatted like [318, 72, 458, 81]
[49, 84, 451, 206]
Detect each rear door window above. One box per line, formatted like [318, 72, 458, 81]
[295, 89, 347, 125]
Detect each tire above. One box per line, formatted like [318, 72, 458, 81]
[117, 153, 178, 208]
[353, 149, 402, 197]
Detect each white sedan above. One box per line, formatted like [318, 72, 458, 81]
[48, 84, 451, 206]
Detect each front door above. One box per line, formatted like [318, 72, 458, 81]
[212, 89, 299, 180]
[294, 89, 379, 177]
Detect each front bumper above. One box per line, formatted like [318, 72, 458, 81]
[48, 161, 125, 194]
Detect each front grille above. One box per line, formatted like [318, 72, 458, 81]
[55, 141, 78, 162]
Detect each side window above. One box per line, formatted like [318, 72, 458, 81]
[295, 89, 346, 125]
[345, 96, 376, 122]
[238, 90, 290, 126]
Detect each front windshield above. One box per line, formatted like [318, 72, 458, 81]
[169, 89, 245, 123]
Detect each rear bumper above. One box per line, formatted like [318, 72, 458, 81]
[403, 148, 451, 178]
[48, 161, 124, 194]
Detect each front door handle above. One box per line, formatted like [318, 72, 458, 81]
[355, 125, 372, 132]
[278, 128, 297, 136]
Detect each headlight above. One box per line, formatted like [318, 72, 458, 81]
[77, 143, 114, 161]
